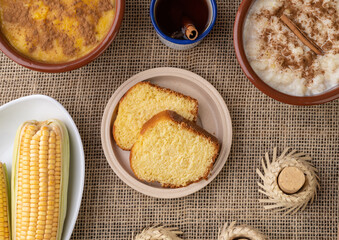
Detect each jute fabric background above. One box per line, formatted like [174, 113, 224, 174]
[0, 0, 338, 239]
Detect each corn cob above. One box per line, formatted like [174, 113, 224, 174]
[0, 162, 10, 240]
[11, 120, 69, 240]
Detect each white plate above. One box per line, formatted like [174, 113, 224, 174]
[0, 95, 85, 240]
[101, 67, 232, 198]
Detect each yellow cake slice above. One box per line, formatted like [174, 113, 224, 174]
[130, 110, 220, 188]
[113, 82, 198, 150]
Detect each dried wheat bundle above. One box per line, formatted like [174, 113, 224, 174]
[133, 224, 183, 240]
[257, 147, 320, 214]
[218, 221, 269, 240]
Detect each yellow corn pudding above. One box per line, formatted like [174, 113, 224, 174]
[0, 0, 116, 63]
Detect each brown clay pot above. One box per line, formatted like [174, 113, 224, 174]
[0, 0, 125, 73]
[233, 0, 339, 105]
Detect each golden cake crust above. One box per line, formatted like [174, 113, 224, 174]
[113, 81, 199, 150]
[130, 110, 220, 188]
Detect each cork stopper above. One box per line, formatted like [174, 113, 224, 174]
[278, 167, 306, 194]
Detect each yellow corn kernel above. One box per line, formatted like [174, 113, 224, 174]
[12, 120, 69, 240]
[0, 163, 10, 240]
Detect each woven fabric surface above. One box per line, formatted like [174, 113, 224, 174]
[0, 0, 338, 239]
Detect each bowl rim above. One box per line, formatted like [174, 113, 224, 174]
[150, 0, 217, 45]
[233, 0, 339, 106]
[0, 0, 125, 73]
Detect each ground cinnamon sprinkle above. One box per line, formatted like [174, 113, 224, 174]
[254, 0, 338, 84]
[0, 0, 114, 59]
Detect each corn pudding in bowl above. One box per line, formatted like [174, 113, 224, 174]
[0, 0, 124, 72]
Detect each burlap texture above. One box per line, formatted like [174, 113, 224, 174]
[0, 0, 337, 239]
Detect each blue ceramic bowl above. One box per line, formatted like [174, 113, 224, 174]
[150, 0, 217, 50]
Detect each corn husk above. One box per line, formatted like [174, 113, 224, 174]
[257, 147, 319, 214]
[218, 221, 268, 240]
[134, 224, 183, 240]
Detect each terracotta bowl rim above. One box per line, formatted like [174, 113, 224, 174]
[0, 0, 125, 73]
[233, 0, 339, 106]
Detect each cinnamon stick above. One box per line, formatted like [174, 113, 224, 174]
[182, 16, 198, 41]
[280, 14, 324, 55]
[170, 17, 199, 40]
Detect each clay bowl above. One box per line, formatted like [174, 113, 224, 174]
[233, 0, 339, 105]
[0, 0, 125, 73]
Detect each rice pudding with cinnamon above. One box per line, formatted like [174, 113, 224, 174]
[244, 0, 339, 96]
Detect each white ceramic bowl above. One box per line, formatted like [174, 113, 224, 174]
[0, 95, 85, 240]
[101, 67, 232, 198]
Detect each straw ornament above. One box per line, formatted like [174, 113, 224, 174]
[218, 221, 269, 240]
[134, 225, 183, 240]
[257, 147, 319, 214]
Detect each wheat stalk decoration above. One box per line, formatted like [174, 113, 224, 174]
[218, 221, 269, 240]
[133, 224, 184, 240]
[257, 147, 320, 214]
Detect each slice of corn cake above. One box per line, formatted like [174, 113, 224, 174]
[113, 82, 199, 150]
[130, 110, 220, 188]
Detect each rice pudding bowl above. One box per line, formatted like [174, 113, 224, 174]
[243, 0, 339, 96]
